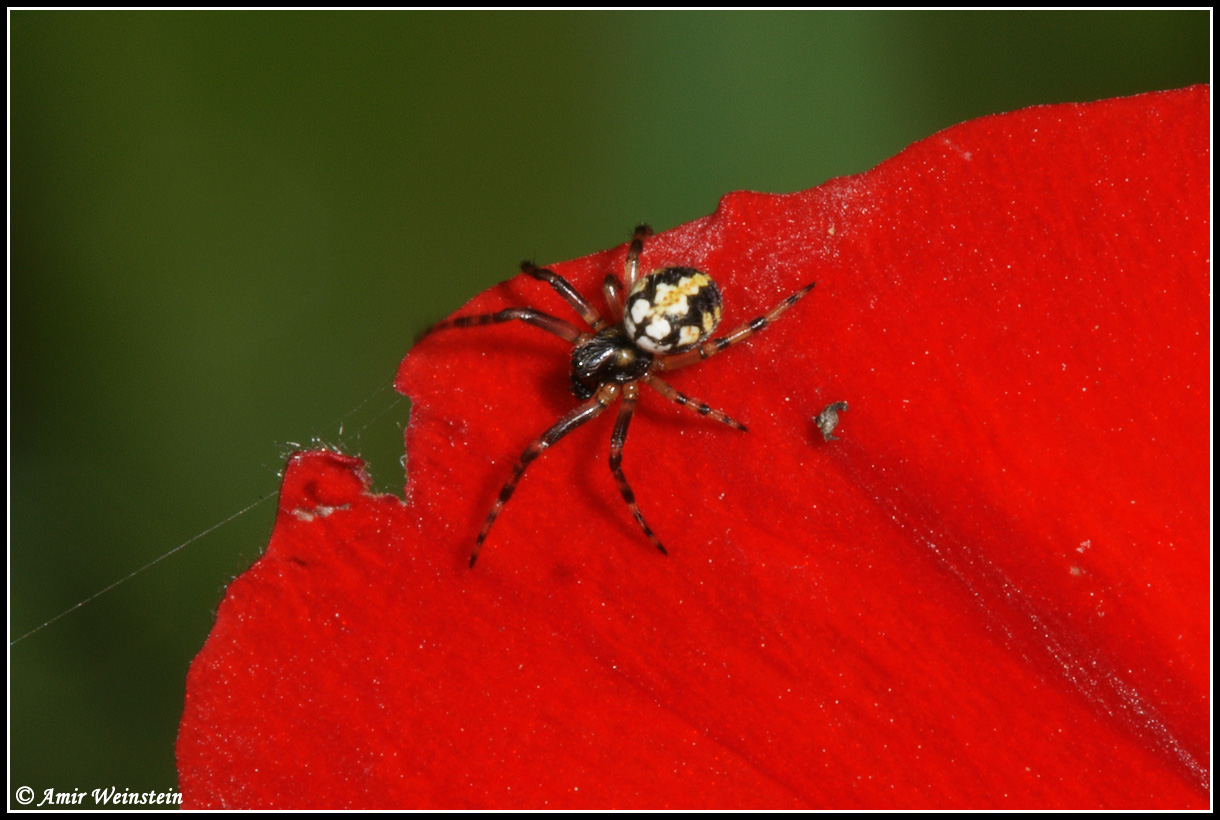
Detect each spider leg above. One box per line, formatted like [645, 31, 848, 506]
[418, 307, 584, 344]
[470, 383, 620, 567]
[643, 374, 748, 431]
[622, 223, 653, 294]
[654, 281, 816, 371]
[608, 383, 668, 556]
[606, 224, 653, 319]
[521, 262, 607, 330]
[603, 273, 624, 321]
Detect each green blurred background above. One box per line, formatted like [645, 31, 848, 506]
[9, 10, 1208, 808]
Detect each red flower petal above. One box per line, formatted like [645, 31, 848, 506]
[178, 86, 1210, 808]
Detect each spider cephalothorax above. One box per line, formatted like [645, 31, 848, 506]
[421, 224, 815, 566]
[569, 326, 652, 400]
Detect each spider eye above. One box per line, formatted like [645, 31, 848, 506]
[622, 266, 723, 353]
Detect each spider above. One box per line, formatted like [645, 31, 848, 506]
[422, 224, 815, 567]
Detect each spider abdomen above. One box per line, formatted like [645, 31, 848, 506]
[570, 327, 653, 400]
[622, 266, 724, 354]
